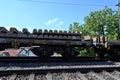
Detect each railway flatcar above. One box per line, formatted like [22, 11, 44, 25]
[0, 27, 91, 58]
[0, 27, 120, 59]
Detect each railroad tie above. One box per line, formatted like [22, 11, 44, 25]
[90, 72, 105, 80]
[113, 70, 120, 79]
[9, 74, 17, 80]
[76, 72, 88, 80]
[29, 73, 35, 80]
[104, 71, 120, 80]
[46, 73, 52, 80]
[62, 73, 69, 80]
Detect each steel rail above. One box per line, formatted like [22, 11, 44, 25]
[0, 66, 120, 75]
[0, 57, 111, 63]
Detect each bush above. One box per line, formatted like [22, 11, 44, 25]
[77, 48, 96, 57]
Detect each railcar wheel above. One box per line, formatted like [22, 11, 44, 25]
[92, 44, 106, 58]
[61, 47, 79, 59]
[30, 47, 43, 57]
[94, 48, 105, 58]
[30, 46, 54, 58]
[97, 53, 105, 58]
[95, 48, 105, 58]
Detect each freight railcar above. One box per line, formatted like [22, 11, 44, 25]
[0, 27, 120, 59]
[0, 27, 91, 58]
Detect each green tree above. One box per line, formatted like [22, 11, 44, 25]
[69, 22, 83, 31]
[84, 7, 119, 40]
[69, 22, 89, 35]
[69, 7, 119, 40]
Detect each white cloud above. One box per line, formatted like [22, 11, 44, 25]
[45, 18, 58, 25]
[45, 18, 63, 27]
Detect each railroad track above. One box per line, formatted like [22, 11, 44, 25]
[0, 60, 120, 80]
[0, 67, 120, 80]
[0, 57, 112, 63]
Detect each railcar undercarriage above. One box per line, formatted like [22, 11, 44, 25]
[30, 46, 80, 58]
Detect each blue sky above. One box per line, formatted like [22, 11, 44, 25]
[0, 0, 118, 32]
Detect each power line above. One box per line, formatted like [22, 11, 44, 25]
[19, 0, 115, 6]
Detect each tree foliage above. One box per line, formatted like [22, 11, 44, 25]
[69, 7, 119, 40]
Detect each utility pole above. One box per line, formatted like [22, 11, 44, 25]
[116, 0, 120, 39]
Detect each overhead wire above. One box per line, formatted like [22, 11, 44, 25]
[19, 0, 115, 6]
